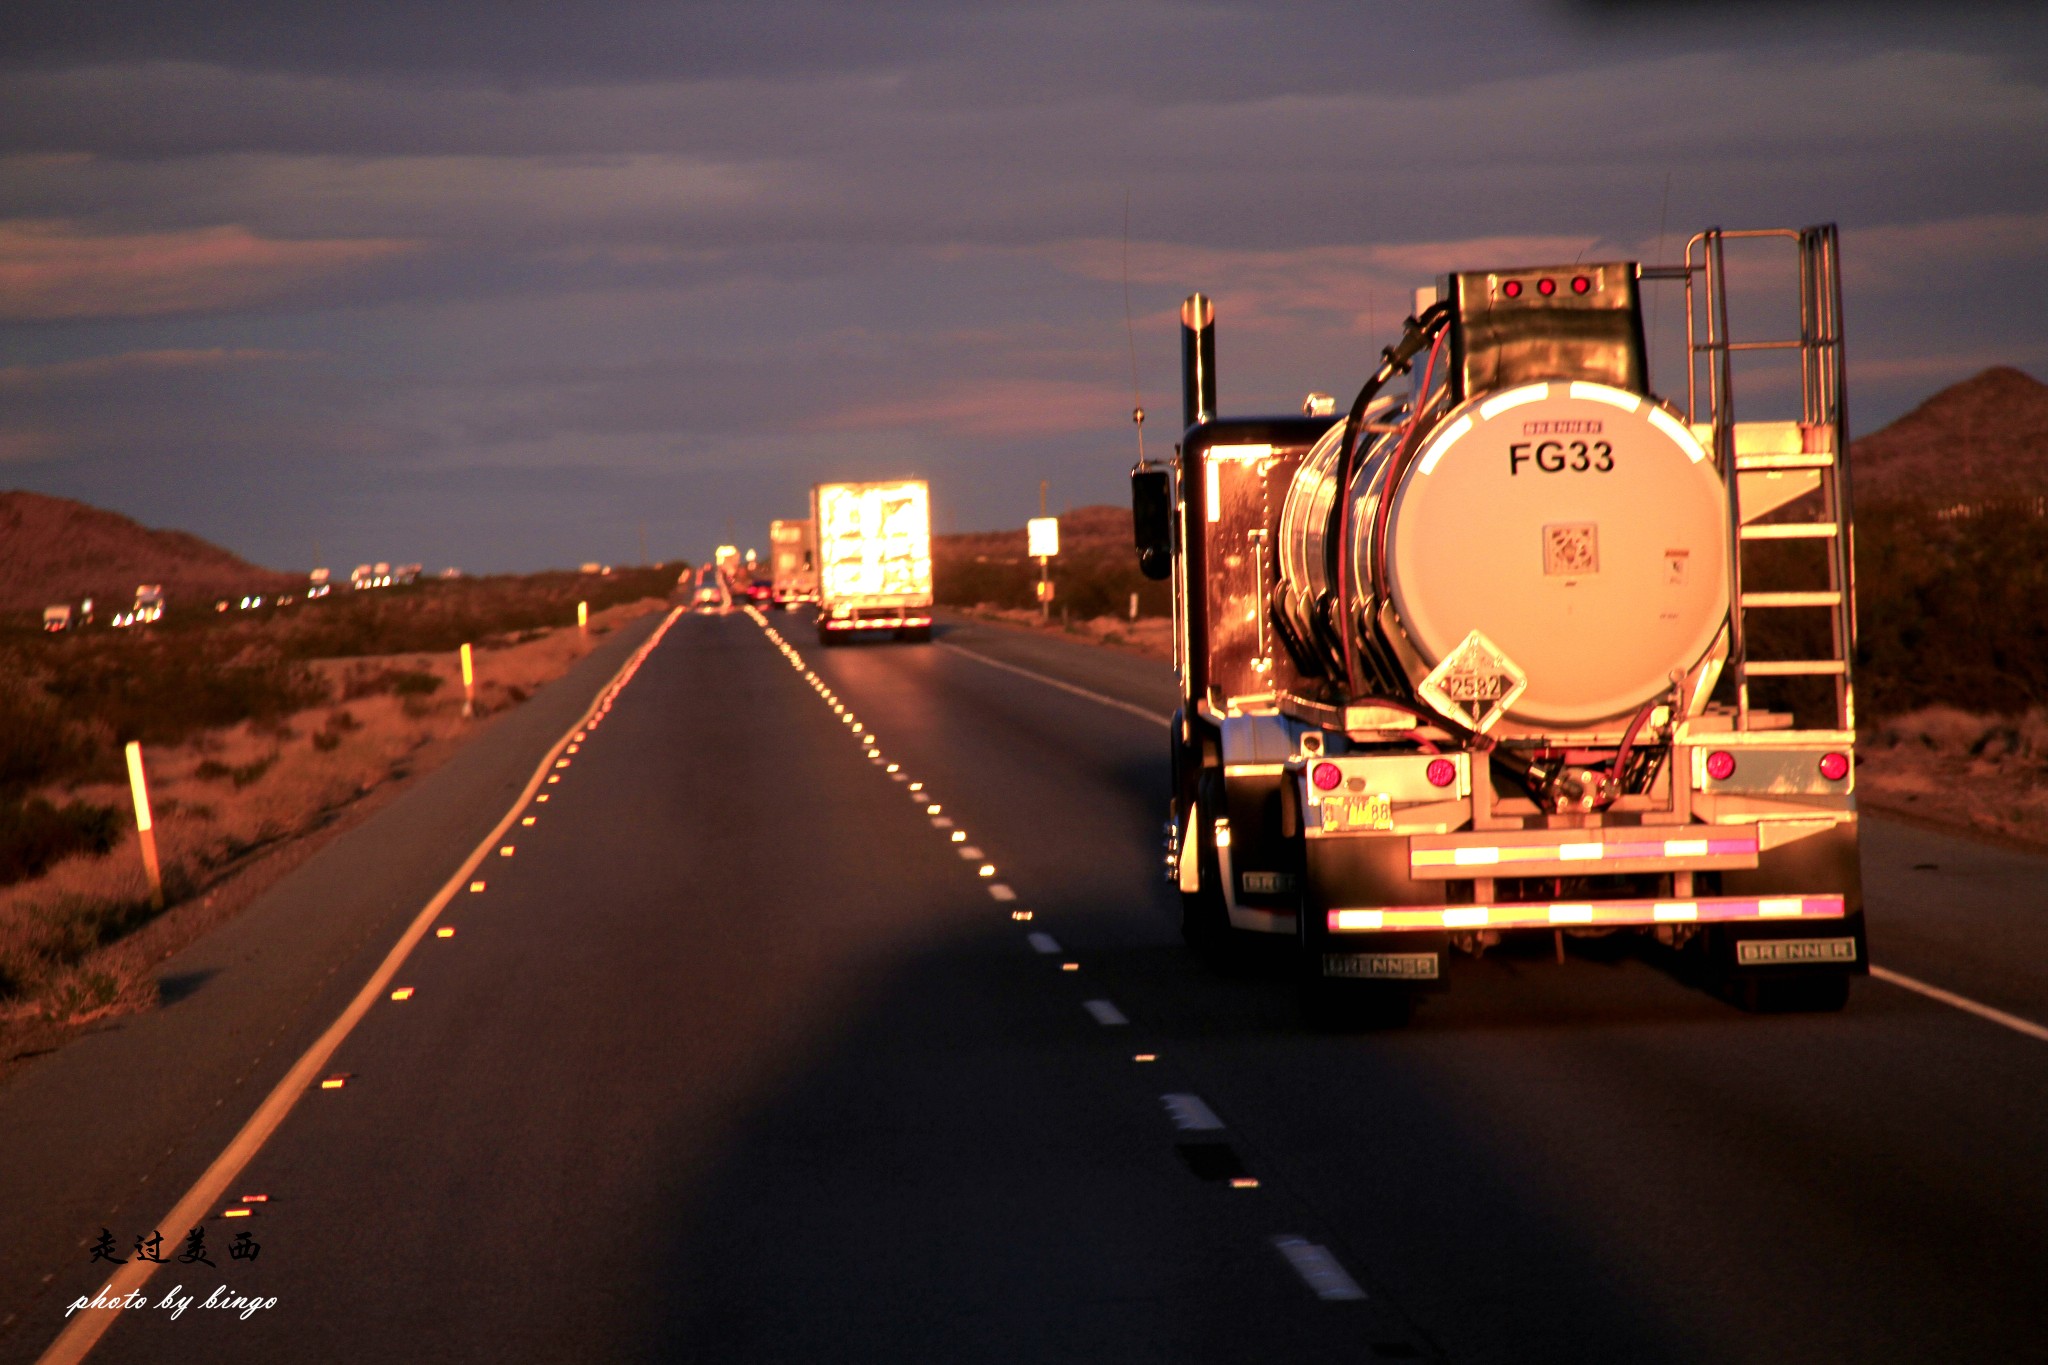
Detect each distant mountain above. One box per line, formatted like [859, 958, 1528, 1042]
[0, 491, 294, 614]
[1852, 366, 2048, 505]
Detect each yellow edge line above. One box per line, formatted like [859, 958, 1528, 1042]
[35, 606, 683, 1365]
[936, 642, 1172, 727]
[1870, 964, 2048, 1045]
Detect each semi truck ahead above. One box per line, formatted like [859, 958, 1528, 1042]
[768, 518, 819, 607]
[813, 480, 933, 643]
[1134, 226, 1862, 1023]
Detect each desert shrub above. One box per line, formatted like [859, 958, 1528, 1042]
[342, 667, 442, 700]
[0, 797, 121, 887]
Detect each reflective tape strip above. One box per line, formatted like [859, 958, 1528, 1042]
[1318, 895, 1846, 933]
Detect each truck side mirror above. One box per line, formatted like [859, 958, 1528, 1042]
[1131, 465, 1173, 581]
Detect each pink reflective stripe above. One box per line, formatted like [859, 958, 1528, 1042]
[1322, 895, 1847, 932]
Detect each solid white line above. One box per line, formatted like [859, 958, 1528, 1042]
[33, 608, 684, 1365]
[1272, 1236, 1368, 1302]
[1027, 932, 1062, 954]
[1162, 1092, 1225, 1132]
[1083, 999, 1128, 1026]
[1871, 965, 2048, 1044]
[938, 642, 1171, 726]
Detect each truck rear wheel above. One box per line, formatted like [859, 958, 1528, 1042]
[1179, 772, 1267, 975]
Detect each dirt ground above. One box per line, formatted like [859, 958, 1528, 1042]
[0, 600, 665, 1074]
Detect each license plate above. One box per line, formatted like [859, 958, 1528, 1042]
[1736, 937, 1857, 966]
[1240, 871, 1296, 895]
[1324, 952, 1439, 980]
[1318, 793, 1392, 832]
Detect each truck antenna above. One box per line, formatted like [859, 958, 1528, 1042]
[1123, 189, 1146, 465]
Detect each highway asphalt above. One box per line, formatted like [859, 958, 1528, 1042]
[7, 606, 2047, 1363]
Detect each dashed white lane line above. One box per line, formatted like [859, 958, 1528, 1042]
[1871, 965, 2048, 1044]
[1027, 932, 1062, 954]
[1272, 1236, 1368, 1302]
[958, 845, 983, 859]
[938, 643, 1172, 727]
[988, 884, 1016, 902]
[1084, 999, 1129, 1026]
[1162, 1093, 1225, 1132]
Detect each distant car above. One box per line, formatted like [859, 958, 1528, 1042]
[42, 604, 71, 632]
[692, 583, 727, 614]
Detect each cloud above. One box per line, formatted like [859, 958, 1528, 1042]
[0, 219, 416, 319]
[812, 377, 1133, 439]
[0, 345, 298, 390]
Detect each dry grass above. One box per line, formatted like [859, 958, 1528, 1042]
[1857, 705, 2048, 846]
[0, 600, 664, 1038]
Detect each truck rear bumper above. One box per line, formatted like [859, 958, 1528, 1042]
[1322, 893, 1845, 933]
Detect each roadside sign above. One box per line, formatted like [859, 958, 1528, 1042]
[1027, 516, 1059, 558]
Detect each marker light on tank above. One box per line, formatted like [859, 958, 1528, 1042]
[1312, 761, 1343, 792]
[1571, 275, 1591, 294]
[1818, 752, 1850, 781]
[1502, 279, 1522, 299]
[1425, 758, 1458, 789]
[1537, 277, 1557, 296]
[1705, 750, 1737, 781]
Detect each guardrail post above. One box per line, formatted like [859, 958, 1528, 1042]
[124, 740, 164, 909]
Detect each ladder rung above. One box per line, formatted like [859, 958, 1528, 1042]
[1740, 522, 1839, 540]
[1741, 591, 1842, 608]
[1736, 452, 1834, 470]
[1744, 660, 1848, 677]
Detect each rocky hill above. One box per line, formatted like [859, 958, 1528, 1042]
[0, 490, 294, 615]
[1852, 366, 2048, 506]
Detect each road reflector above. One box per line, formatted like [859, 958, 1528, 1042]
[909, 782, 924, 792]
[979, 865, 996, 877]
[1061, 963, 1078, 972]
[1134, 1054, 1157, 1063]
[469, 881, 486, 892]
[547, 775, 560, 784]
[951, 831, 966, 843]
[1230, 1178, 1260, 1190]
[536, 794, 549, 803]
[499, 846, 514, 857]
[390, 987, 414, 1001]
[319, 1076, 348, 1089]
[222, 1207, 252, 1218]
[1010, 910, 1033, 921]
[522, 816, 535, 826]
[240, 1194, 269, 1203]
[436, 927, 455, 938]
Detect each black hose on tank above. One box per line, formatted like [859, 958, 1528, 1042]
[1330, 301, 1453, 693]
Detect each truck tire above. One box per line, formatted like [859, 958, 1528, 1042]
[1180, 772, 1265, 974]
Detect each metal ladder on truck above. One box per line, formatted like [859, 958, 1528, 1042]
[1679, 225, 1858, 735]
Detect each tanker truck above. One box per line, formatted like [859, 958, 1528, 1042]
[1133, 226, 1862, 1022]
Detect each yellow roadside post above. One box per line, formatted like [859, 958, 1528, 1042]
[578, 600, 588, 633]
[124, 740, 164, 909]
[460, 642, 475, 718]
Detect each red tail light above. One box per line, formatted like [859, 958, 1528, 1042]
[1502, 279, 1523, 299]
[1537, 277, 1557, 296]
[1311, 761, 1342, 791]
[1818, 752, 1850, 781]
[1571, 275, 1591, 295]
[1705, 750, 1736, 781]
[1425, 758, 1458, 788]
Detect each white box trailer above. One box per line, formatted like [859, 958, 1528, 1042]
[813, 479, 933, 644]
[768, 518, 819, 607]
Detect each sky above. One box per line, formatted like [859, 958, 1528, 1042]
[1, 0, 2045, 574]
